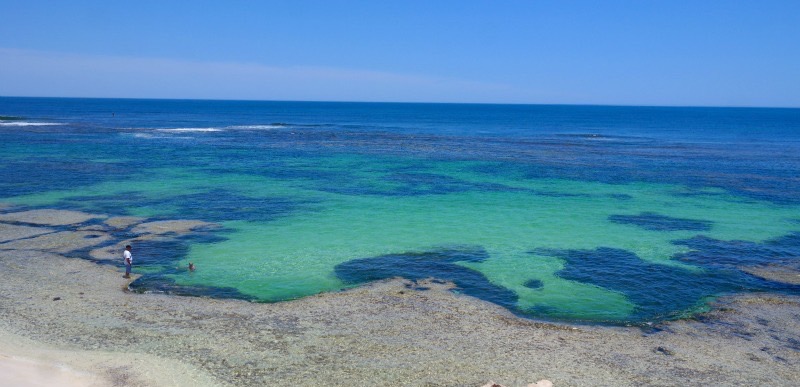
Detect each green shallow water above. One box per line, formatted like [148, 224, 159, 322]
[185, 176, 797, 319]
[3, 99, 800, 324]
[7, 153, 800, 323]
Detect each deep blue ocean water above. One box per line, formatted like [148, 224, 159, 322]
[2, 96, 799, 325]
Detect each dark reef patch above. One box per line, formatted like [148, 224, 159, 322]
[314, 171, 521, 197]
[149, 189, 311, 223]
[129, 274, 257, 300]
[57, 189, 312, 223]
[467, 139, 800, 205]
[672, 188, 730, 199]
[383, 172, 519, 195]
[529, 190, 592, 198]
[0, 159, 133, 198]
[674, 232, 800, 269]
[608, 212, 713, 231]
[335, 247, 518, 310]
[58, 192, 148, 217]
[523, 279, 544, 290]
[536, 246, 786, 322]
[607, 194, 633, 200]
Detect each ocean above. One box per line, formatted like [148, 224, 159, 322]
[2, 96, 799, 325]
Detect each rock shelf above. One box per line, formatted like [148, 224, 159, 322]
[1, 208, 798, 386]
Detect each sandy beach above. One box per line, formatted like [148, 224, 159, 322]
[1, 208, 799, 386]
[0, 325, 216, 387]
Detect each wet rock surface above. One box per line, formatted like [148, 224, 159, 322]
[742, 264, 800, 285]
[0, 210, 220, 271]
[131, 220, 219, 235]
[0, 223, 54, 243]
[105, 216, 145, 230]
[0, 209, 105, 226]
[0, 230, 112, 253]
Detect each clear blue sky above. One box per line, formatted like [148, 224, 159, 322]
[1, 0, 798, 106]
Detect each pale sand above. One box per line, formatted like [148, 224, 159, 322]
[0, 353, 100, 387]
[1, 208, 799, 386]
[0, 328, 217, 387]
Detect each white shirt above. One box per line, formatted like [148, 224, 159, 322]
[123, 250, 132, 264]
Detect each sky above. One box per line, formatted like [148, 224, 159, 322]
[1, 0, 798, 107]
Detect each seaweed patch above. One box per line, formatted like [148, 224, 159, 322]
[129, 274, 257, 300]
[675, 232, 800, 269]
[335, 247, 518, 310]
[523, 279, 544, 290]
[536, 246, 783, 322]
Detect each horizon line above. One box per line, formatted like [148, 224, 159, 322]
[2, 94, 799, 110]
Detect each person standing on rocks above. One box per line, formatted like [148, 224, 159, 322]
[123, 245, 133, 278]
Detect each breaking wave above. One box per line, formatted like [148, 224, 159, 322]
[0, 122, 63, 127]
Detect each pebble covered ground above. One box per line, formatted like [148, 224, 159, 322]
[1, 208, 799, 386]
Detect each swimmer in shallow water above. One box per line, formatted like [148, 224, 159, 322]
[176, 263, 196, 272]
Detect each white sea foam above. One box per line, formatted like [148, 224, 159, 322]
[131, 133, 194, 140]
[155, 127, 222, 133]
[0, 122, 63, 126]
[151, 124, 286, 133]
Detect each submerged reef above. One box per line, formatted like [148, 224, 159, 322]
[335, 247, 518, 310]
[608, 212, 713, 231]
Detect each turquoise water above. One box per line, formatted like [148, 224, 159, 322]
[2, 97, 800, 324]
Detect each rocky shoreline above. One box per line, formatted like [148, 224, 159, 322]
[1, 207, 799, 386]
